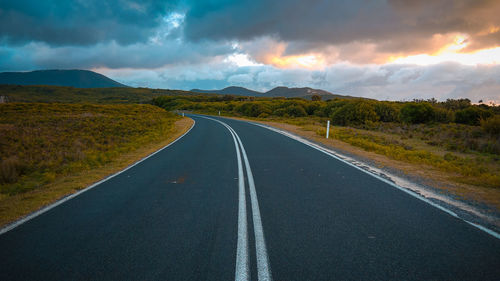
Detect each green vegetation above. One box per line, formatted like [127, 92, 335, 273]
[322, 125, 500, 188]
[0, 84, 197, 104]
[153, 95, 500, 189]
[0, 103, 181, 195]
[481, 115, 500, 136]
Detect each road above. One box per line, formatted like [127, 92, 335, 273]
[0, 115, 499, 280]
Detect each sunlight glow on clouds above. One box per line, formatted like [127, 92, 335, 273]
[390, 45, 500, 66]
[270, 54, 326, 69]
[224, 53, 262, 67]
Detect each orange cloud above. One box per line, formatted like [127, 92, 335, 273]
[242, 31, 500, 68]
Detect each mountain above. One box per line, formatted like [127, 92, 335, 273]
[191, 86, 262, 96]
[0, 70, 128, 88]
[265, 86, 335, 99]
[191, 86, 354, 100]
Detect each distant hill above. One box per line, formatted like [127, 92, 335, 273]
[191, 86, 354, 100]
[0, 84, 198, 104]
[0, 70, 128, 88]
[266, 86, 334, 99]
[191, 86, 262, 96]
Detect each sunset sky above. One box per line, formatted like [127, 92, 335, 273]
[1, 0, 500, 102]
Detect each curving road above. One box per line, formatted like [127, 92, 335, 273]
[0, 115, 499, 280]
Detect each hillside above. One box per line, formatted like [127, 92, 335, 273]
[0, 69, 128, 88]
[0, 85, 197, 104]
[191, 86, 354, 100]
[266, 86, 327, 99]
[191, 86, 263, 96]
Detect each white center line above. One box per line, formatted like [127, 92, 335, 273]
[231, 123, 251, 281]
[231, 126, 273, 281]
[199, 116, 272, 281]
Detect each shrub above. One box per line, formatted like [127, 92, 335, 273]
[481, 115, 500, 135]
[305, 103, 322, 115]
[0, 156, 25, 184]
[331, 100, 379, 125]
[441, 98, 471, 110]
[311, 95, 322, 101]
[286, 105, 307, 117]
[400, 103, 435, 124]
[273, 108, 288, 117]
[433, 107, 454, 123]
[456, 107, 491, 126]
[374, 102, 400, 122]
[234, 102, 271, 117]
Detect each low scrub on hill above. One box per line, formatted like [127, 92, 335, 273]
[0, 84, 197, 104]
[0, 103, 180, 195]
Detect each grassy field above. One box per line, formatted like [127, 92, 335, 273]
[0, 102, 192, 227]
[0, 84, 198, 104]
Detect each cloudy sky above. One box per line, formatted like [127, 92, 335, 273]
[1, 0, 500, 102]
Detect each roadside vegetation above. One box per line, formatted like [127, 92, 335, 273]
[0, 103, 181, 194]
[153, 95, 500, 197]
[0, 102, 191, 226]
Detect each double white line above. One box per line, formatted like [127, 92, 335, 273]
[200, 116, 272, 281]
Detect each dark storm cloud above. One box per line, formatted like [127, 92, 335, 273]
[0, 40, 234, 71]
[0, 0, 178, 45]
[184, 0, 500, 54]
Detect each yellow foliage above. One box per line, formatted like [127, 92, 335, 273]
[0, 103, 180, 194]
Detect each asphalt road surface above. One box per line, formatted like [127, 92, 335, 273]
[1, 115, 499, 280]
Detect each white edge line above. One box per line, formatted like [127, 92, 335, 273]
[0, 118, 196, 236]
[217, 117, 500, 240]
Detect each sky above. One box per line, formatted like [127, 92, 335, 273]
[1, 0, 500, 102]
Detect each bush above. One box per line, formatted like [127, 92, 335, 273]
[374, 102, 400, 122]
[0, 156, 25, 184]
[455, 107, 491, 126]
[305, 103, 322, 115]
[441, 98, 471, 110]
[400, 103, 435, 124]
[286, 105, 307, 117]
[311, 95, 322, 101]
[273, 108, 288, 117]
[481, 115, 500, 135]
[331, 100, 379, 125]
[234, 102, 271, 117]
[433, 107, 454, 123]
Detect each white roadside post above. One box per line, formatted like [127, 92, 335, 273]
[219, 110, 221, 116]
[326, 120, 330, 139]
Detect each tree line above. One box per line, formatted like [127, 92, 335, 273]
[152, 95, 500, 135]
